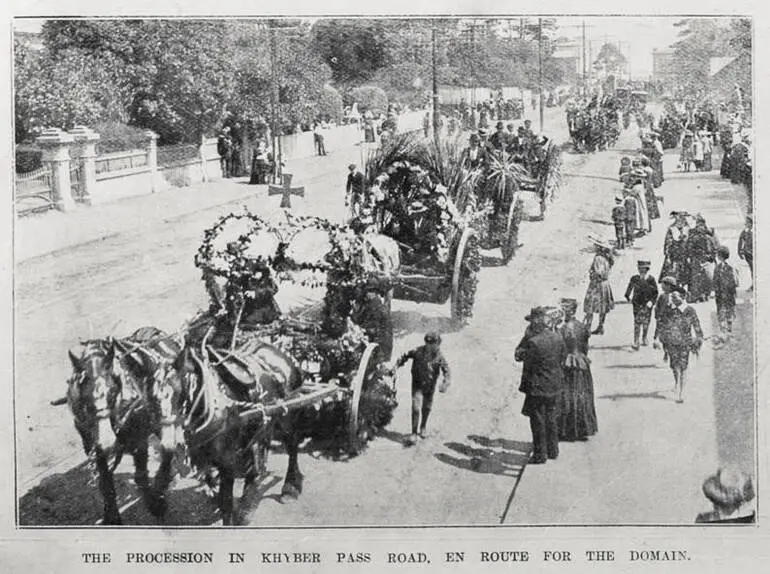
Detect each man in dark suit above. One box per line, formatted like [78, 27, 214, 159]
[624, 260, 659, 349]
[346, 164, 366, 216]
[515, 307, 567, 464]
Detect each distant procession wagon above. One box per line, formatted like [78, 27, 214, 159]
[349, 133, 483, 325]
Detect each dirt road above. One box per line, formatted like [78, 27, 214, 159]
[17, 106, 752, 526]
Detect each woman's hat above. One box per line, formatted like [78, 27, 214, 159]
[559, 298, 578, 310]
[637, 260, 651, 268]
[588, 235, 613, 251]
[615, 195, 624, 202]
[671, 210, 690, 218]
[660, 276, 678, 287]
[703, 468, 755, 508]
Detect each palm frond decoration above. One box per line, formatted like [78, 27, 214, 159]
[364, 132, 422, 188]
[484, 150, 529, 204]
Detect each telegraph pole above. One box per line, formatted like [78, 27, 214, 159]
[582, 20, 587, 97]
[269, 21, 280, 183]
[538, 18, 544, 132]
[432, 22, 440, 145]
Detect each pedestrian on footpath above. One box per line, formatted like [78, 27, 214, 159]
[624, 260, 659, 350]
[612, 195, 626, 250]
[738, 215, 753, 291]
[515, 307, 567, 464]
[659, 211, 691, 287]
[713, 245, 738, 344]
[345, 164, 365, 218]
[652, 276, 684, 364]
[623, 189, 637, 247]
[395, 332, 451, 446]
[661, 290, 704, 403]
[556, 299, 597, 442]
[583, 238, 615, 335]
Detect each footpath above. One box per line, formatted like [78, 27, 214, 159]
[506, 148, 754, 524]
[15, 141, 371, 263]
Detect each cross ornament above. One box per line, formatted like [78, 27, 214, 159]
[268, 173, 305, 209]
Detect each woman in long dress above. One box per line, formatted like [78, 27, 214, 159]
[583, 240, 615, 335]
[685, 215, 717, 302]
[639, 157, 661, 221]
[558, 298, 598, 441]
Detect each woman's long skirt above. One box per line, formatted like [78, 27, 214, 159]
[558, 365, 598, 440]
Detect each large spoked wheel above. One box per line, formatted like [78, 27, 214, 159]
[450, 227, 482, 326]
[347, 343, 380, 456]
[500, 196, 522, 265]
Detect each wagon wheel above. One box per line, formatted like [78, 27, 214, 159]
[347, 342, 380, 455]
[500, 194, 521, 265]
[450, 227, 482, 326]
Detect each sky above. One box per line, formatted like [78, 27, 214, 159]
[13, 15, 696, 79]
[552, 16, 684, 79]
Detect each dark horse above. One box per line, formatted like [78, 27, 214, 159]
[63, 327, 180, 524]
[155, 333, 396, 525]
[155, 338, 309, 525]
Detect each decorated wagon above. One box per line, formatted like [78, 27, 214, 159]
[151, 209, 402, 523]
[349, 133, 483, 326]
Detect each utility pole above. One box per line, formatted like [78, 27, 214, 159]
[269, 21, 280, 183]
[538, 17, 544, 132]
[582, 20, 587, 97]
[432, 22, 440, 145]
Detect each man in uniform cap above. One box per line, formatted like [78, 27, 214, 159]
[515, 307, 567, 463]
[396, 332, 451, 445]
[624, 260, 659, 349]
[489, 120, 508, 151]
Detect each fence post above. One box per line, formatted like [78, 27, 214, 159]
[145, 130, 159, 192]
[36, 128, 75, 212]
[199, 133, 209, 183]
[69, 125, 100, 205]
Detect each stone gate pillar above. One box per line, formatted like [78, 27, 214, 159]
[144, 130, 159, 192]
[36, 128, 75, 212]
[69, 125, 100, 205]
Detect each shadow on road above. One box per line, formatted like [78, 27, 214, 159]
[563, 173, 620, 183]
[604, 363, 661, 370]
[435, 436, 530, 477]
[597, 391, 668, 401]
[580, 217, 614, 227]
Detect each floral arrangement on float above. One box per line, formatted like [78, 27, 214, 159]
[193, 208, 390, 385]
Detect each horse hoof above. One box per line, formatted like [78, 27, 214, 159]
[147, 493, 167, 518]
[280, 484, 301, 501]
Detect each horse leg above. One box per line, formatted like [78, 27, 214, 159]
[281, 422, 304, 499]
[95, 450, 121, 525]
[218, 467, 235, 526]
[146, 446, 175, 519]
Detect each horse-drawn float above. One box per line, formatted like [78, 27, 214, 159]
[61, 209, 400, 525]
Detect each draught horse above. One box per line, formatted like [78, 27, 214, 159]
[61, 327, 180, 525]
[155, 337, 308, 525]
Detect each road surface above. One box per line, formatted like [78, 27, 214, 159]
[16, 105, 752, 526]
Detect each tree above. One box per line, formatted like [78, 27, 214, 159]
[311, 19, 393, 85]
[593, 43, 627, 76]
[14, 37, 132, 142]
[669, 18, 732, 93]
